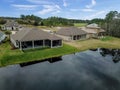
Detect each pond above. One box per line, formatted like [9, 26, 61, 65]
[0, 49, 120, 90]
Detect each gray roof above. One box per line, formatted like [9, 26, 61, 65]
[11, 28, 61, 42]
[86, 23, 100, 29]
[81, 27, 105, 34]
[0, 31, 5, 39]
[4, 20, 20, 27]
[81, 27, 98, 34]
[56, 27, 87, 36]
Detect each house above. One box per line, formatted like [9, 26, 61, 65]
[56, 27, 87, 41]
[81, 23, 105, 38]
[2, 20, 22, 31]
[0, 31, 6, 43]
[10, 28, 62, 50]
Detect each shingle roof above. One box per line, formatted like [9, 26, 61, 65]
[56, 27, 87, 36]
[10, 28, 61, 41]
[5, 20, 20, 27]
[86, 23, 100, 29]
[81, 27, 105, 34]
[81, 27, 98, 34]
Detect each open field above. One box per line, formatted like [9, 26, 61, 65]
[74, 23, 87, 27]
[0, 43, 78, 67]
[64, 36, 120, 51]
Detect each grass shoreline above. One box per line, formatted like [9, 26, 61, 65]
[0, 36, 120, 67]
[0, 43, 78, 67]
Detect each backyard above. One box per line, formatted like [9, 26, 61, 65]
[65, 36, 120, 51]
[0, 42, 78, 67]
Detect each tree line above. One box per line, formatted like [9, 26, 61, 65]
[0, 11, 120, 38]
[0, 15, 93, 26]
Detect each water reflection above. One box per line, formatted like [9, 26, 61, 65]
[90, 48, 120, 63]
[48, 57, 62, 63]
[20, 56, 62, 67]
[89, 49, 98, 51]
[0, 49, 120, 90]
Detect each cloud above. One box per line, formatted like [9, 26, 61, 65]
[80, 0, 96, 12]
[38, 5, 61, 15]
[26, 0, 54, 5]
[63, 0, 67, 7]
[86, 0, 96, 8]
[70, 8, 95, 12]
[70, 9, 80, 12]
[81, 8, 95, 12]
[11, 4, 38, 10]
[83, 11, 106, 20]
[52, 10, 61, 14]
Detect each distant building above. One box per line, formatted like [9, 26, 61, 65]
[10, 28, 62, 50]
[0, 31, 6, 43]
[56, 27, 87, 41]
[81, 23, 105, 38]
[2, 20, 22, 31]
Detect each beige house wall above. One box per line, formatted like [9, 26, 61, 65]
[55, 34, 71, 41]
[10, 37, 18, 48]
[56, 34, 87, 41]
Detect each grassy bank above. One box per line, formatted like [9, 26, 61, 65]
[0, 43, 78, 67]
[0, 36, 120, 67]
[65, 36, 120, 51]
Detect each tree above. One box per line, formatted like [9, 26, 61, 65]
[5, 31, 12, 40]
[105, 11, 118, 21]
[0, 18, 6, 24]
[42, 16, 74, 26]
[20, 15, 25, 20]
[18, 14, 42, 25]
[104, 11, 120, 37]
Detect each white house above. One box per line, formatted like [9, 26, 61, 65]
[10, 28, 62, 50]
[80, 23, 105, 38]
[2, 20, 22, 31]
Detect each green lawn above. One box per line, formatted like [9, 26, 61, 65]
[100, 36, 113, 41]
[0, 43, 78, 67]
[74, 23, 87, 27]
[65, 36, 120, 51]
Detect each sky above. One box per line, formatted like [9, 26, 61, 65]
[0, 0, 120, 20]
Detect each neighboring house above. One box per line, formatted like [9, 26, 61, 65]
[2, 20, 22, 31]
[56, 27, 87, 41]
[10, 28, 62, 50]
[0, 31, 6, 43]
[81, 23, 105, 38]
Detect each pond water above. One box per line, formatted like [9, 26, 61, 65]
[0, 49, 120, 90]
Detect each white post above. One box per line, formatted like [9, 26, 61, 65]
[51, 40, 53, 48]
[71, 36, 73, 40]
[32, 41, 34, 49]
